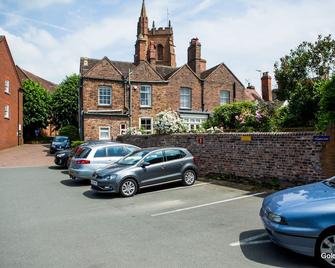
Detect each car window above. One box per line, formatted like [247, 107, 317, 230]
[53, 137, 68, 142]
[94, 148, 107, 158]
[144, 151, 164, 165]
[164, 149, 186, 161]
[125, 146, 137, 154]
[107, 146, 128, 157]
[74, 147, 91, 159]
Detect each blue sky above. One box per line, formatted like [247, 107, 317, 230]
[0, 0, 334, 91]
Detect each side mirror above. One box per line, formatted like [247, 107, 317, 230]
[141, 161, 150, 168]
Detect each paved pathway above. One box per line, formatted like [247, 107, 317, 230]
[0, 144, 54, 168]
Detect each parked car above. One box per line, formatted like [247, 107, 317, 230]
[260, 176, 335, 267]
[50, 136, 71, 154]
[90, 147, 198, 197]
[54, 149, 73, 168]
[68, 143, 140, 180]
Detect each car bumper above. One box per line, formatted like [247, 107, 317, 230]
[69, 168, 94, 180]
[90, 179, 119, 193]
[260, 209, 317, 257]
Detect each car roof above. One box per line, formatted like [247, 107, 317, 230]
[85, 143, 138, 149]
[139, 147, 187, 152]
[54, 136, 68, 138]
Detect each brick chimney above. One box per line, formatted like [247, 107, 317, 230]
[261, 72, 272, 101]
[187, 38, 206, 75]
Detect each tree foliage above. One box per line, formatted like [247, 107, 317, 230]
[22, 79, 51, 130]
[59, 125, 79, 140]
[51, 74, 80, 130]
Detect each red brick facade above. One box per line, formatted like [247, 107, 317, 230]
[0, 36, 23, 150]
[79, 1, 261, 141]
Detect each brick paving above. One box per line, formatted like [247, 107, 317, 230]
[0, 144, 54, 168]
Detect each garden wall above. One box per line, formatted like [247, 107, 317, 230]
[117, 130, 335, 186]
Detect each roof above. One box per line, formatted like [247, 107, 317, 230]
[16, 66, 57, 92]
[0, 36, 4, 42]
[244, 87, 262, 101]
[155, 65, 180, 79]
[200, 64, 220, 79]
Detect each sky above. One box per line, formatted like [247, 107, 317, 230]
[0, 0, 335, 91]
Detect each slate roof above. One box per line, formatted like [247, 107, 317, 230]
[244, 88, 262, 101]
[155, 65, 180, 79]
[200, 64, 220, 79]
[16, 66, 57, 92]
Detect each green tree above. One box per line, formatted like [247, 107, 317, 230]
[22, 80, 51, 137]
[316, 76, 335, 131]
[51, 74, 80, 129]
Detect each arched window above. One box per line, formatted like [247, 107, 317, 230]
[157, 44, 164, 61]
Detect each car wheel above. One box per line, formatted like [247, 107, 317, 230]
[316, 231, 335, 267]
[182, 169, 196, 186]
[120, 179, 137, 197]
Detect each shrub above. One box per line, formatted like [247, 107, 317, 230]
[59, 125, 79, 140]
[154, 110, 187, 134]
[71, 140, 84, 148]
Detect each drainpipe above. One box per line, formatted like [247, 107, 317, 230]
[201, 79, 205, 111]
[128, 69, 132, 128]
[78, 77, 83, 140]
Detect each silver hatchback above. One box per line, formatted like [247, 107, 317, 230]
[68, 143, 140, 180]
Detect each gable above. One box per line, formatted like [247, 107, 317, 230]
[84, 57, 123, 80]
[130, 61, 164, 82]
[168, 64, 200, 82]
[204, 63, 244, 88]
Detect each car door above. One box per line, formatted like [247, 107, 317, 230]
[106, 146, 128, 163]
[137, 150, 166, 187]
[163, 149, 185, 181]
[90, 147, 111, 170]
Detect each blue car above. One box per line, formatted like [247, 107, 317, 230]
[260, 176, 335, 267]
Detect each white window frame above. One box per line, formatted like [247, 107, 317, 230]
[220, 90, 230, 105]
[139, 117, 153, 135]
[181, 114, 208, 131]
[99, 126, 111, 140]
[4, 80, 10, 94]
[98, 86, 112, 106]
[119, 124, 128, 135]
[4, 105, 10, 119]
[140, 85, 152, 107]
[180, 88, 192, 109]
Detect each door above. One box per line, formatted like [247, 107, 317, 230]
[90, 147, 111, 170]
[137, 150, 166, 186]
[163, 149, 185, 181]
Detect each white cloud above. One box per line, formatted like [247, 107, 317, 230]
[5, 0, 73, 9]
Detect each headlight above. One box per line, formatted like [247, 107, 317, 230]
[268, 212, 287, 225]
[103, 174, 117, 180]
[57, 153, 66, 157]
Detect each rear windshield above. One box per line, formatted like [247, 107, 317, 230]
[74, 147, 91, 159]
[53, 137, 68, 142]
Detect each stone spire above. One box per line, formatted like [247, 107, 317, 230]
[141, 0, 147, 18]
[137, 0, 148, 37]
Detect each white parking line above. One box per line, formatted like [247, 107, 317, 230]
[140, 182, 211, 195]
[230, 233, 270, 246]
[151, 192, 266, 217]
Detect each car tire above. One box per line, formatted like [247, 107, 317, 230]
[182, 169, 196, 186]
[120, 178, 137, 198]
[315, 230, 335, 268]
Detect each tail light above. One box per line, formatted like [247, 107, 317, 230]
[76, 160, 90, 165]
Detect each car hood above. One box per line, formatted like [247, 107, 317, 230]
[95, 163, 134, 177]
[263, 181, 335, 213]
[52, 141, 66, 146]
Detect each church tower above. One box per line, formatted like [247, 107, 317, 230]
[134, 0, 176, 67]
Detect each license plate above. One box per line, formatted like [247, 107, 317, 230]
[91, 180, 98, 186]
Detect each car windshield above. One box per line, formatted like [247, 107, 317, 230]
[117, 150, 150, 165]
[53, 137, 68, 142]
[324, 177, 335, 188]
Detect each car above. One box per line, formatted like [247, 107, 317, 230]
[260, 176, 335, 267]
[68, 143, 140, 180]
[50, 136, 71, 154]
[90, 147, 198, 197]
[54, 149, 72, 168]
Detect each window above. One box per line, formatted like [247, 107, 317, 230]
[144, 151, 164, 165]
[98, 87, 112, 106]
[120, 124, 127, 135]
[164, 149, 186, 161]
[74, 147, 91, 159]
[220, 90, 230, 105]
[140, 85, 152, 107]
[180, 88, 192, 109]
[107, 146, 129, 157]
[181, 115, 208, 131]
[4, 80, 10, 94]
[4, 105, 9, 119]
[157, 44, 164, 61]
[94, 148, 107, 158]
[140, 118, 152, 134]
[99, 126, 110, 140]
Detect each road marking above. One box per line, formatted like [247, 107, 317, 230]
[151, 191, 266, 217]
[230, 233, 270, 246]
[140, 182, 210, 195]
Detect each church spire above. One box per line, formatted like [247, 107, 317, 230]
[137, 0, 148, 37]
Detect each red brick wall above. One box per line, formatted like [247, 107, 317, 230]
[0, 38, 23, 150]
[117, 131, 335, 184]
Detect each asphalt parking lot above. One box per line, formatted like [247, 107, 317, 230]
[0, 165, 318, 268]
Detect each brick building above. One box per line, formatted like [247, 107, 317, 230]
[0, 36, 23, 150]
[79, 0, 268, 141]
